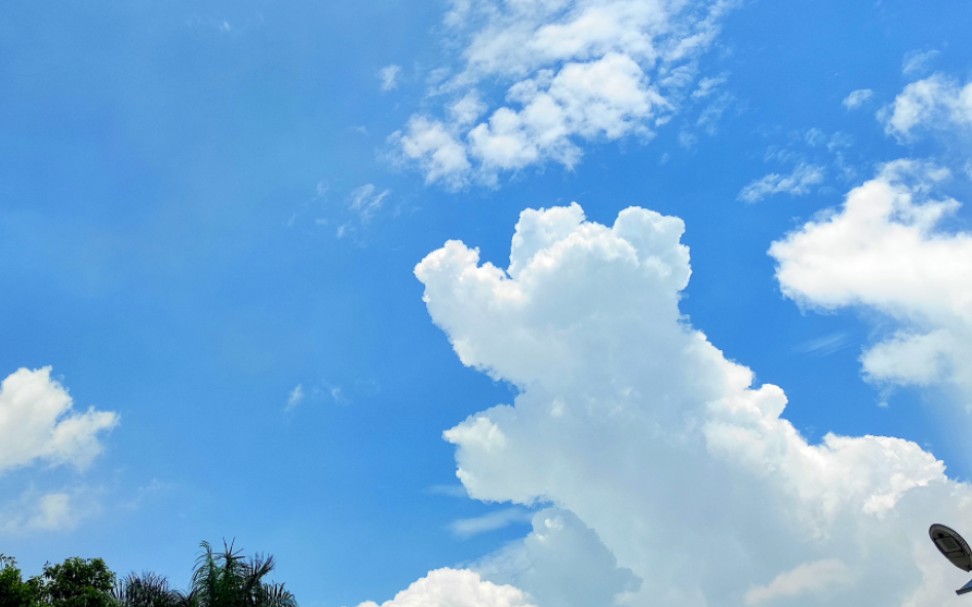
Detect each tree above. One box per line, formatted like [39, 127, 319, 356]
[32, 558, 116, 607]
[113, 573, 186, 607]
[189, 542, 295, 607]
[0, 555, 39, 607]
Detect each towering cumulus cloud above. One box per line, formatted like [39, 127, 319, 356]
[381, 202, 972, 606]
[392, 0, 735, 187]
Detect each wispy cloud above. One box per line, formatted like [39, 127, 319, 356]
[334, 184, 392, 241]
[284, 384, 305, 412]
[0, 487, 100, 536]
[448, 507, 533, 539]
[378, 65, 401, 92]
[902, 49, 940, 76]
[426, 484, 469, 498]
[842, 88, 873, 110]
[738, 162, 824, 203]
[794, 332, 851, 357]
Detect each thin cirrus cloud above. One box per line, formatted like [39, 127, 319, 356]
[902, 49, 940, 77]
[336, 184, 392, 240]
[771, 160, 972, 402]
[284, 384, 305, 412]
[351, 200, 972, 606]
[448, 506, 533, 539]
[390, 0, 738, 188]
[737, 162, 825, 203]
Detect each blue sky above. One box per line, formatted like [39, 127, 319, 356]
[3, 1, 972, 605]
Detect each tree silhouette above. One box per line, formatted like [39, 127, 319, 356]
[188, 542, 295, 607]
[114, 572, 187, 607]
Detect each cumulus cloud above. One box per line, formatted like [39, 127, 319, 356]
[391, 201, 972, 606]
[391, 0, 737, 187]
[770, 160, 972, 402]
[883, 73, 972, 141]
[842, 88, 873, 110]
[356, 568, 537, 607]
[743, 559, 852, 605]
[0, 367, 118, 473]
[738, 162, 825, 203]
[473, 509, 640, 607]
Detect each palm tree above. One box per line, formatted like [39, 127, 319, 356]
[189, 542, 295, 607]
[114, 572, 188, 607]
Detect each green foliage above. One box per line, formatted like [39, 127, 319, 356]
[0, 555, 39, 607]
[189, 542, 295, 607]
[1, 541, 296, 607]
[33, 558, 116, 607]
[114, 573, 190, 607]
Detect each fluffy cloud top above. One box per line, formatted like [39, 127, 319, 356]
[388, 201, 972, 606]
[0, 367, 119, 473]
[392, 0, 735, 188]
[771, 160, 972, 399]
[356, 568, 536, 607]
[884, 74, 972, 141]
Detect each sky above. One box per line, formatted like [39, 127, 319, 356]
[3, 0, 972, 605]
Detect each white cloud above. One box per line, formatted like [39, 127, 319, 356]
[0, 367, 118, 473]
[356, 568, 537, 607]
[448, 507, 533, 539]
[738, 162, 825, 203]
[794, 332, 850, 357]
[744, 559, 852, 605]
[285, 384, 304, 412]
[406, 201, 972, 606]
[770, 160, 972, 401]
[393, 116, 471, 188]
[473, 509, 640, 607]
[883, 73, 972, 141]
[392, 0, 737, 188]
[0, 488, 98, 535]
[349, 184, 390, 224]
[902, 49, 940, 77]
[335, 184, 393, 240]
[379, 65, 402, 92]
[842, 88, 873, 110]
